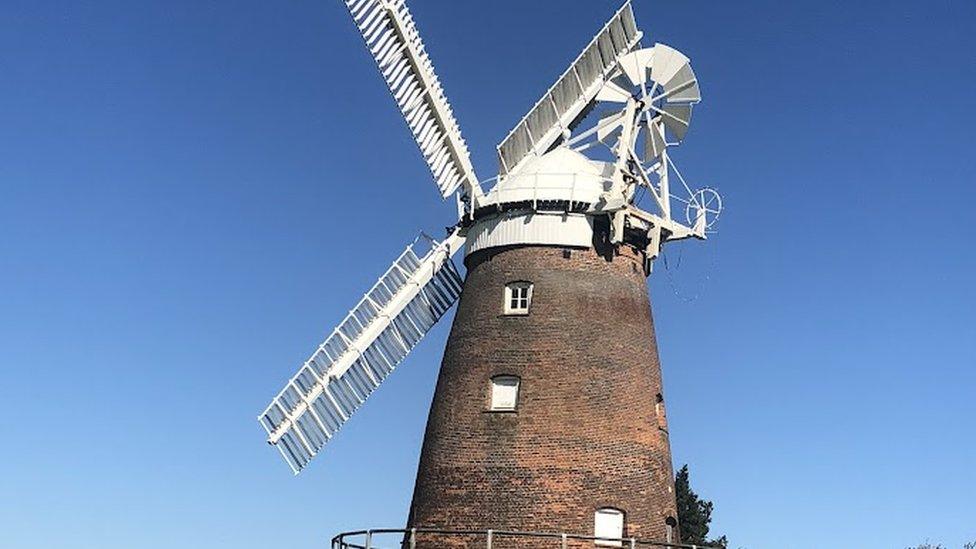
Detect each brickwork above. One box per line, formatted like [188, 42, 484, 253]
[406, 236, 678, 548]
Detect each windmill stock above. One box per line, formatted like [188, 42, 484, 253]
[258, 0, 723, 546]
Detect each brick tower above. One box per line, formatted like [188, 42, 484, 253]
[406, 150, 680, 547]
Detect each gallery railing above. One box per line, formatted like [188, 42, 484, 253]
[331, 528, 717, 549]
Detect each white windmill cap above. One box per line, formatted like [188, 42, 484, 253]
[467, 148, 609, 256]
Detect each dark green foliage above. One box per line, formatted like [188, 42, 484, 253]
[675, 465, 728, 548]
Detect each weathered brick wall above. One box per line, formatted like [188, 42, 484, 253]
[406, 239, 678, 548]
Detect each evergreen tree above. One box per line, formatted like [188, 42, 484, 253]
[674, 465, 728, 548]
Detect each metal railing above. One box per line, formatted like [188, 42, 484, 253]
[478, 172, 611, 209]
[331, 528, 716, 549]
[471, 173, 611, 223]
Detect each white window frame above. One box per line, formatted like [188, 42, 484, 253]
[594, 508, 624, 547]
[489, 375, 520, 411]
[504, 282, 533, 315]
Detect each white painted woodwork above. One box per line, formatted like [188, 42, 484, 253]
[594, 508, 625, 547]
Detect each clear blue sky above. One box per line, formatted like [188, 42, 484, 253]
[1, 1, 974, 548]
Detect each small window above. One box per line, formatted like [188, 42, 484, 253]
[594, 508, 624, 547]
[490, 375, 520, 411]
[504, 282, 533, 315]
[655, 393, 667, 431]
[665, 516, 677, 543]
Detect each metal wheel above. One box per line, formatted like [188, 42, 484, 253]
[685, 187, 723, 230]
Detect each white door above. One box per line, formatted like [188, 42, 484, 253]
[594, 508, 624, 547]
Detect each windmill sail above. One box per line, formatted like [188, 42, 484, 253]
[496, 1, 643, 176]
[259, 232, 464, 473]
[342, 0, 482, 199]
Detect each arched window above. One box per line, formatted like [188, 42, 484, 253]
[504, 281, 533, 315]
[655, 393, 668, 431]
[489, 375, 520, 411]
[665, 516, 678, 543]
[594, 507, 624, 547]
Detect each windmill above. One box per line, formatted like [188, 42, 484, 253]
[258, 0, 722, 546]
